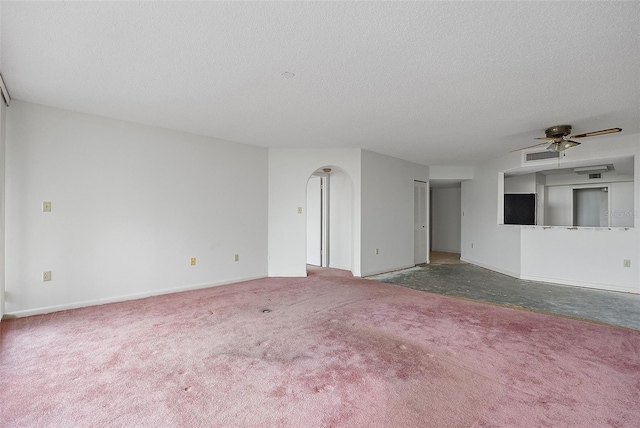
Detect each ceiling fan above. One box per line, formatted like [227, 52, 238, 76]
[513, 125, 622, 153]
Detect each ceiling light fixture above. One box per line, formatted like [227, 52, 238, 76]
[573, 165, 609, 174]
[547, 140, 579, 152]
[546, 143, 560, 152]
[281, 71, 295, 78]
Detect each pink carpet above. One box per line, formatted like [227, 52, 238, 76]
[1, 268, 639, 427]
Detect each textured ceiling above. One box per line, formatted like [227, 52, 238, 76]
[1, 1, 639, 166]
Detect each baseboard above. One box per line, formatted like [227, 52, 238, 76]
[5, 275, 266, 318]
[328, 263, 350, 271]
[268, 271, 308, 278]
[460, 258, 520, 279]
[462, 257, 638, 294]
[520, 274, 638, 294]
[361, 264, 416, 278]
[431, 248, 461, 254]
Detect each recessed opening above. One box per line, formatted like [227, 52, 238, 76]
[501, 155, 634, 227]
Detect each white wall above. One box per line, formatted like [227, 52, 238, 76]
[268, 149, 361, 277]
[429, 165, 473, 181]
[360, 150, 429, 276]
[535, 173, 545, 225]
[463, 133, 640, 293]
[329, 170, 353, 270]
[461, 159, 522, 278]
[0, 101, 5, 319]
[5, 101, 268, 316]
[520, 227, 638, 293]
[610, 181, 634, 227]
[430, 186, 461, 253]
[546, 186, 572, 226]
[504, 173, 537, 193]
[0, 0, 5, 318]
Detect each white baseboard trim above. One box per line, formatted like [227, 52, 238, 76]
[268, 271, 307, 278]
[462, 257, 638, 294]
[6, 275, 266, 318]
[328, 263, 350, 271]
[519, 274, 638, 294]
[431, 248, 462, 254]
[460, 258, 520, 279]
[361, 264, 416, 278]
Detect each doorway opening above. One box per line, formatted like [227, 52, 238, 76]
[429, 180, 462, 265]
[572, 186, 610, 227]
[305, 166, 353, 271]
[306, 173, 328, 266]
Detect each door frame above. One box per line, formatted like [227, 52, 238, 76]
[571, 184, 611, 227]
[414, 180, 428, 265]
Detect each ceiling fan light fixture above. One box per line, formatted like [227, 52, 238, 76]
[546, 142, 560, 152]
[547, 139, 579, 152]
[560, 140, 579, 150]
[514, 124, 621, 153]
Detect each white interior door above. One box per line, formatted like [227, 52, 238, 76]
[414, 181, 427, 264]
[306, 176, 322, 266]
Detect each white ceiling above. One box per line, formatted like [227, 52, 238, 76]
[1, 1, 638, 166]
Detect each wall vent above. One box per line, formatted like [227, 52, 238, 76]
[589, 173, 602, 179]
[525, 151, 560, 162]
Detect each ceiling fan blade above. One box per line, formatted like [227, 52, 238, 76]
[510, 141, 547, 152]
[570, 128, 622, 139]
[535, 137, 557, 141]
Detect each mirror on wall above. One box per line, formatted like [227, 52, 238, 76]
[502, 155, 635, 227]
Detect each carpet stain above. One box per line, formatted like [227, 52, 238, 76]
[1, 274, 639, 427]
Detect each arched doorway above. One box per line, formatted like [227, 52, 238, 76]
[305, 166, 353, 271]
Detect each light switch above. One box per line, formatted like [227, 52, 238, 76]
[43, 201, 51, 212]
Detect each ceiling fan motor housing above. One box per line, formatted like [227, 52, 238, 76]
[545, 124, 572, 139]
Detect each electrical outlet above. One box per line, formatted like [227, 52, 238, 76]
[471, 243, 474, 249]
[43, 201, 51, 212]
[43, 271, 52, 281]
[623, 259, 631, 268]
[190, 258, 196, 266]
[234, 254, 239, 262]
[375, 248, 379, 255]
[297, 207, 303, 214]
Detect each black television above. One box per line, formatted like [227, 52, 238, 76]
[504, 193, 536, 225]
